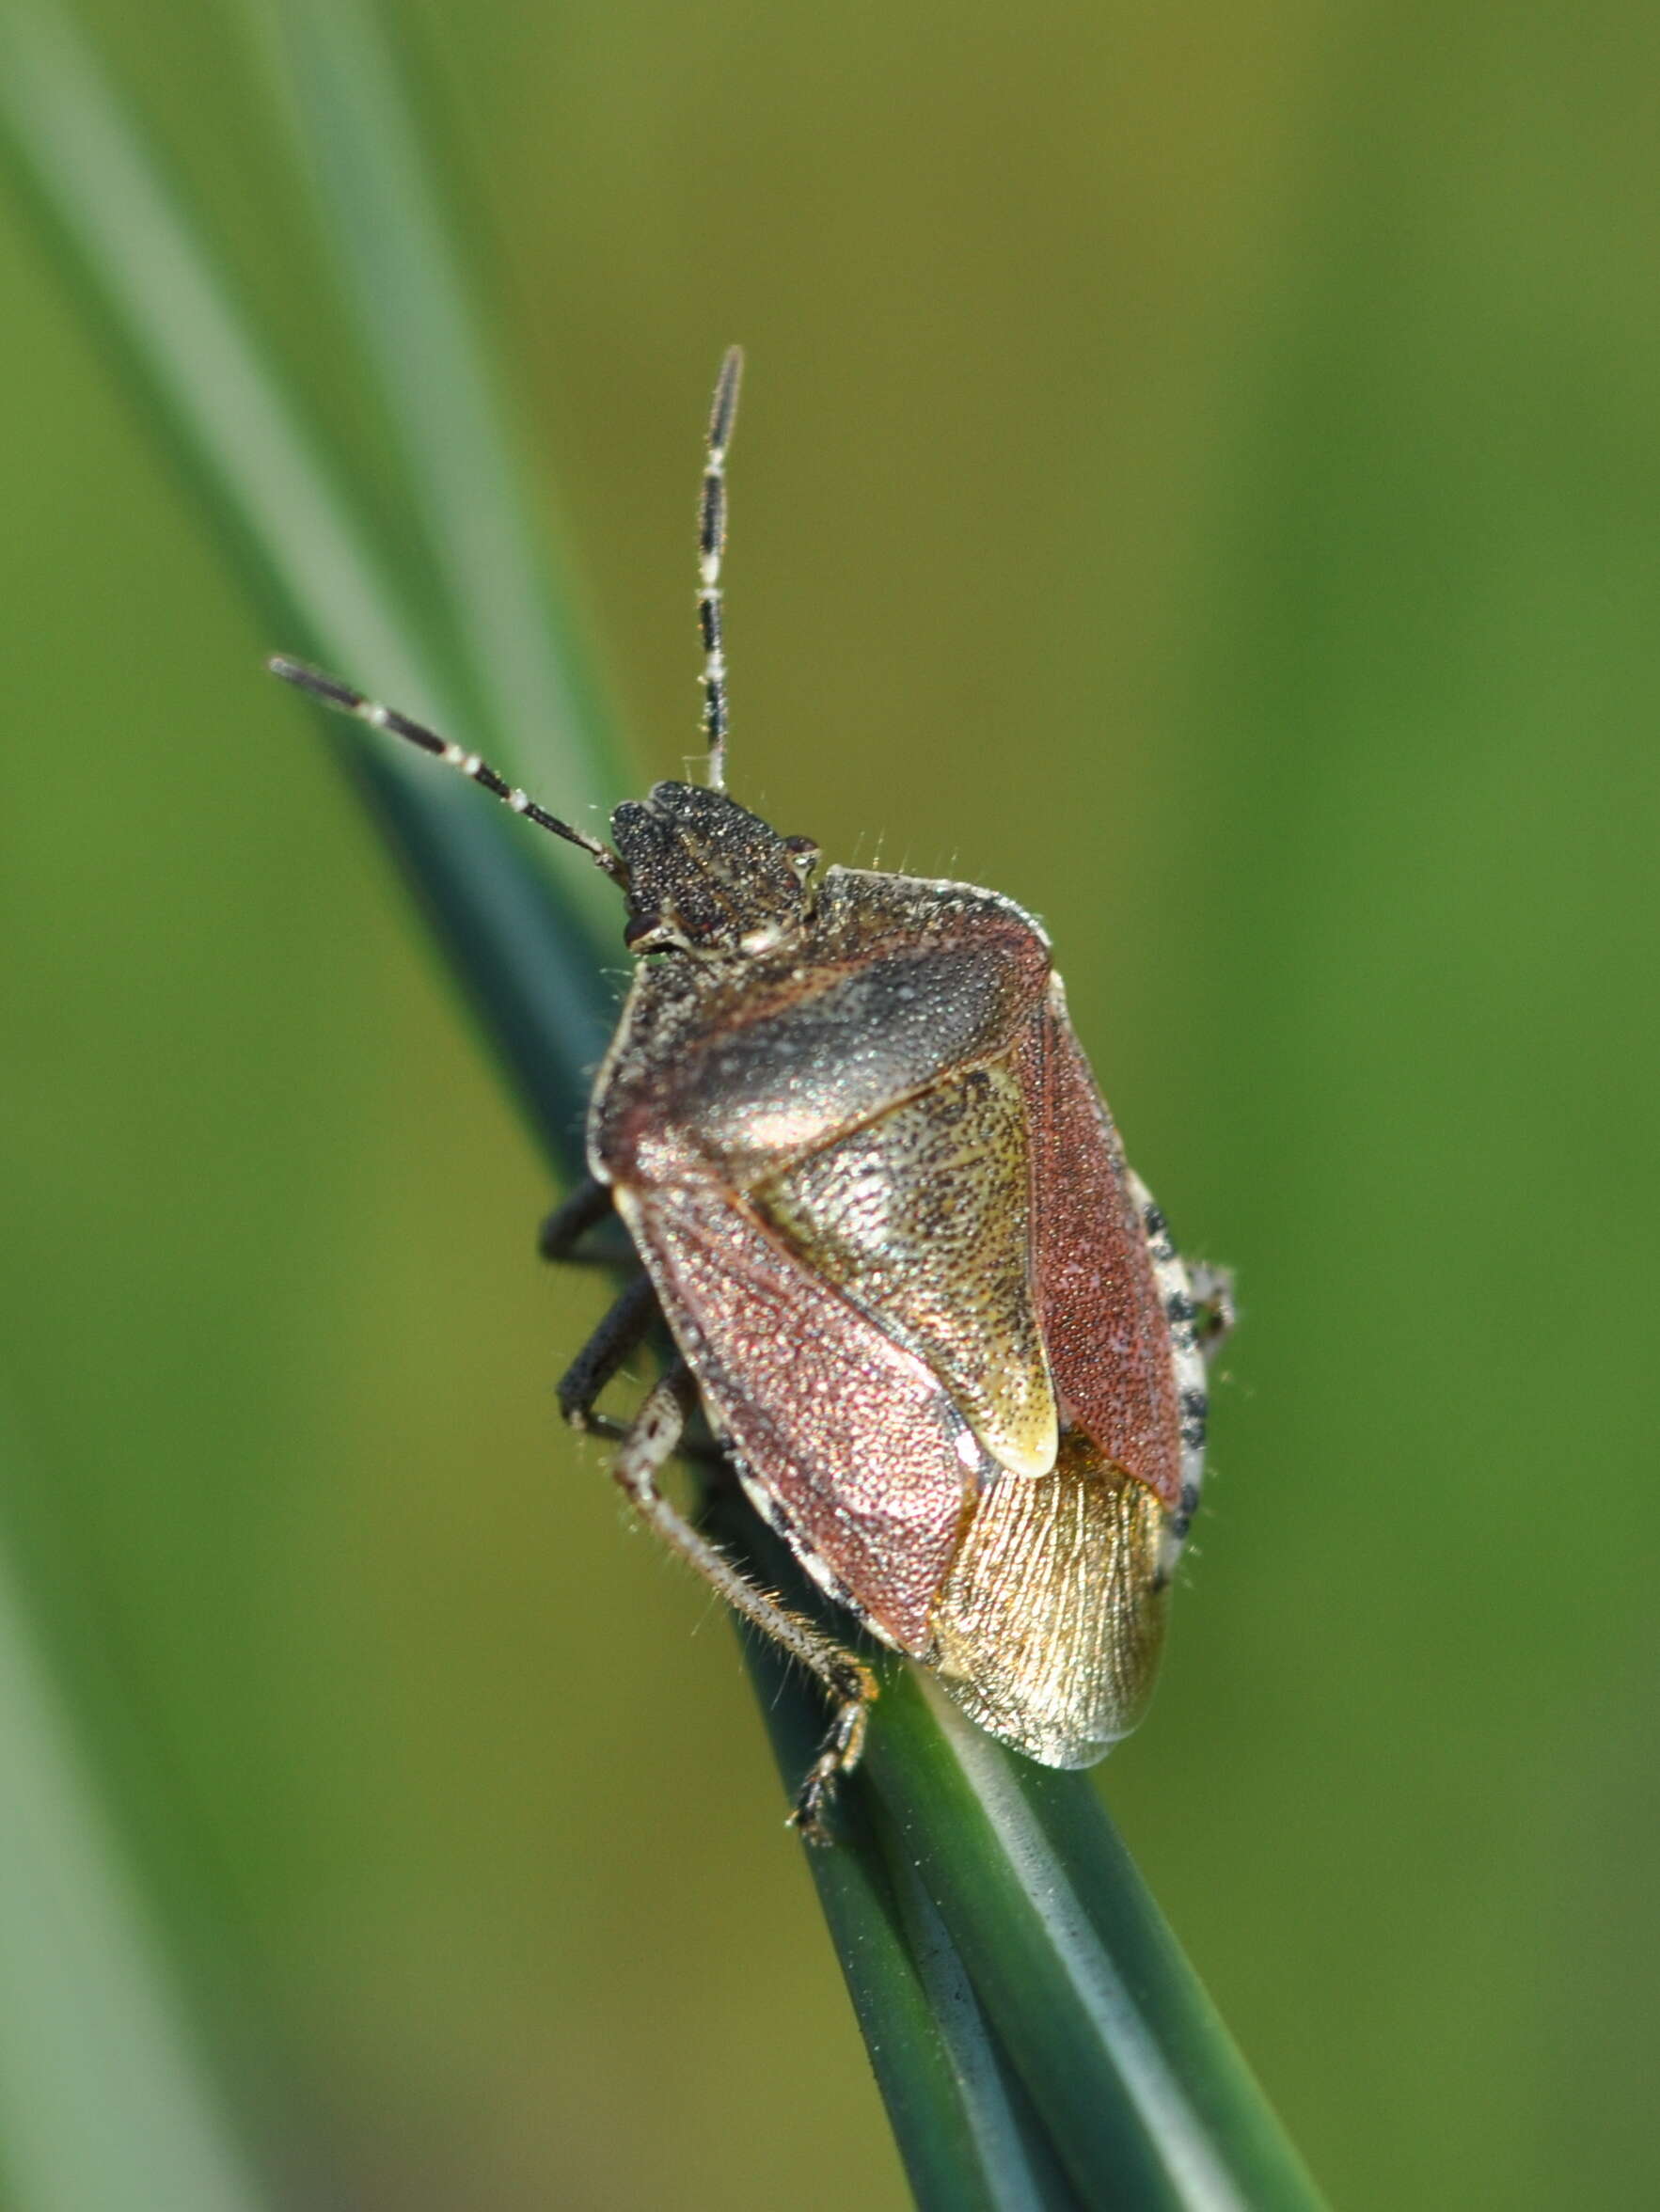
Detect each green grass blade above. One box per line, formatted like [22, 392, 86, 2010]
[263, 0, 623, 810]
[862, 1670, 1331, 2210]
[739, 1616, 1089, 2212]
[879, 1854, 1091, 2212]
[0, 1414, 272, 2212]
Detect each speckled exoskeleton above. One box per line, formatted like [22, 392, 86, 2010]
[270, 351, 1231, 1840]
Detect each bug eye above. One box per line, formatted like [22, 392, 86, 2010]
[783, 836, 820, 877]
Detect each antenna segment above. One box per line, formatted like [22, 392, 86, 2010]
[266, 657, 626, 885]
[698, 346, 743, 793]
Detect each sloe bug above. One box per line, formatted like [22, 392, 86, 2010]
[271, 350, 1231, 1840]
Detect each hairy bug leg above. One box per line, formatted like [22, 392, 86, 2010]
[557, 1274, 659, 1436]
[1187, 1263, 1237, 1363]
[611, 1363, 878, 1842]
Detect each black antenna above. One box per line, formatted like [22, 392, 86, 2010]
[699, 346, 743, 794]
[266, 657, 626, 886]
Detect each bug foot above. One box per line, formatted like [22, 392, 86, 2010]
[789, 1761, 842, 1846]
[787, 1669, 876, 1845]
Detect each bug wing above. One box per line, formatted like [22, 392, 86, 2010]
[1023, 979, 1183, 1509]
[613, 1180, 987, 1656]
[930, 1432, 1167, 1764]
[750, 1051, 1058, 1480]
[928, 980, 1188, 1764]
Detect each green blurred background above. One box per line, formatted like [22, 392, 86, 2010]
[2, 1, 1657, 2205]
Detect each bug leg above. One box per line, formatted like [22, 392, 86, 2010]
[612, 1363, 878, 1843]
[538, 1176, 618, 1265]
[557, 1280, 727, 1465]
[557, 1274, 659, 1437]
[1187, 1262, 1237, 1363]
[792, 1679, 875, 1844]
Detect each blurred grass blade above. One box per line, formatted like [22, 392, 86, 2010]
[0, 4, 616, 1158]
[863, 1670, 1330, 2210]
[0, 1414, 271, 2212]
[264, 0, 623, 809]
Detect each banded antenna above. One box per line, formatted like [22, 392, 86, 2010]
[699, 346, 743, 793]
[264, 657, 627, 887]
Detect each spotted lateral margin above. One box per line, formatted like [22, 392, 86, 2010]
[1125, 1171, 1209, 1577]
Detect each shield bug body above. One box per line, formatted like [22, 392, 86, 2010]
[271, 351, 1230, 1838]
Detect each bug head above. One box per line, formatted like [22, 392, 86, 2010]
[612, 782, 819, 956]
[268, 353, 818, 957]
